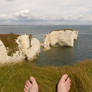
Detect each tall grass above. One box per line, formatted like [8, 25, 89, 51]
[0, 34, 92, 92]
[0, 60, 92, 92]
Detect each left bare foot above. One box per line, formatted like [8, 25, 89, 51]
[24, 76, 39, 92]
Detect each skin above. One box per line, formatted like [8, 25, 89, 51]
[24, 77, 39, 92]
[24, 74, 71, 92]
[57, 74, 71, 92]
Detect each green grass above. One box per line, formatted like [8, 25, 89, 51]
[0, 60, 92, 92]
[0, 34, 92, 92]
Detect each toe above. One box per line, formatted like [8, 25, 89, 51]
[60, 74, 68, 82]
[24, 85, 28, 92]
[66, 77, 71, 84]
[26, 80, 32, 87]
[24, 88, 27, 92]
[25, 80, 29, 87]
[66, 78, 71, 90]
[30, 76, 37, 84]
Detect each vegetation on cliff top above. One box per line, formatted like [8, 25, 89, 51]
[0, 33, 19, 56]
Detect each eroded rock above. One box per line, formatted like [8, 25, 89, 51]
[16, 34, 40, 61]
[0, 40, 11, 63]
[0, 34, 40, 64]
[43, 29, 78, 50]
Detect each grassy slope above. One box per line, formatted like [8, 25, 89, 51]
[0, 61, 92, 92]
[0, 34, 92, 92]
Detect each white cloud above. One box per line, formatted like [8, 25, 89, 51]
[0, 0, 92, 24]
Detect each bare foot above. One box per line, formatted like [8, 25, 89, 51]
[24, 76, 39, 92]
[57, 74, 71, 92]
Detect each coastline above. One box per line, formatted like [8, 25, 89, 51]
[0, 33, 92, 92]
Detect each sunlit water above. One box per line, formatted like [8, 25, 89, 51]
[0, 25, 92, 66]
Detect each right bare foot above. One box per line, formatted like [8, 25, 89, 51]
[24, 76, 39, 92]
[57, 74, 71, 92]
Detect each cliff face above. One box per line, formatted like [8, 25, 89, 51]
[43, 29, 78, 50]
[0, 34, 40, 64]
[0, 40, 11, 62]
[16, 35, 40, 61]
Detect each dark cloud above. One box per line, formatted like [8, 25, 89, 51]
[0, 15, 92, 25]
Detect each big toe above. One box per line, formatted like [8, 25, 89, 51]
[30, 76, 37, 84]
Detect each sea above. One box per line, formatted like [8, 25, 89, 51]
[0, 25, 92, 66]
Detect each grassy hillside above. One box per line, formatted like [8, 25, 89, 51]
[0, 34, 92, 92]
[0, 60, 92, 92]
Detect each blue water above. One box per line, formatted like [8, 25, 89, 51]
[0, 25, 92, 66]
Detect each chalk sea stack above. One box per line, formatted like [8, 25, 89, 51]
[0, 34, 40, 64]
[43, 29, 78, 50]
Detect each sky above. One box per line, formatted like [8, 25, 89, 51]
[0, 0, 92, 25]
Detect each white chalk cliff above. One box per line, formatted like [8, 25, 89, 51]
[0, 40, 11, 62]
[43, 29, 78, 50]
[0, 34, 40, 64]
[16, 35, 40, 61]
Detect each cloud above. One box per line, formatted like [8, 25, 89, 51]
[0, 0, 92, 24]
[5, 0, 15, 2]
